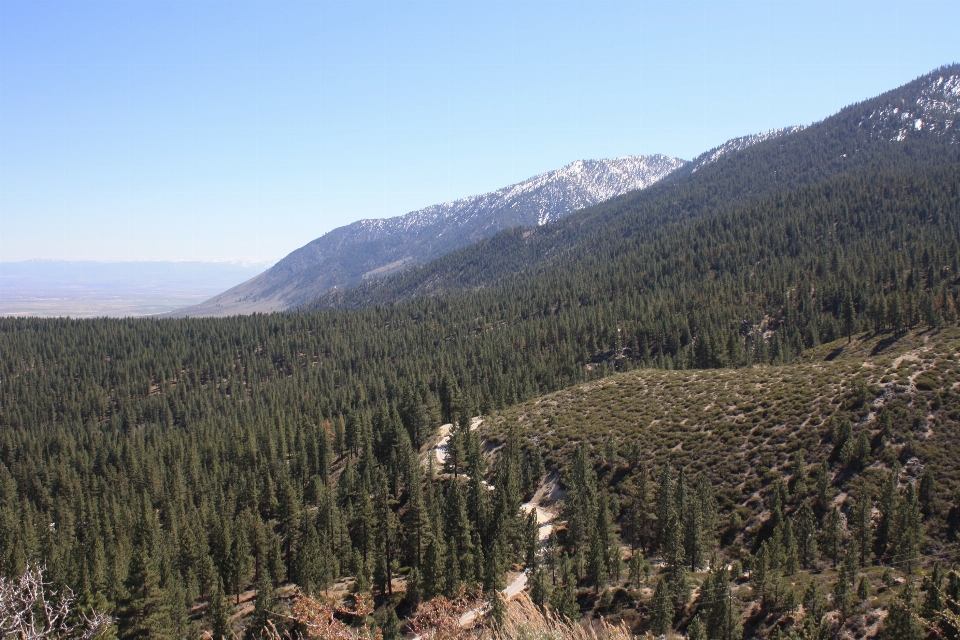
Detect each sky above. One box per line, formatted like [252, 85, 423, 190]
[1, 1, 958, 263]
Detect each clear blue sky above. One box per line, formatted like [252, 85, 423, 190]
[1, 0, 958, 262]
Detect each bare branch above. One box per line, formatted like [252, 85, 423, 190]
[0, 564, 112, 639]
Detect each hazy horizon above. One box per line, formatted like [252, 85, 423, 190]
[0, 259, 272, 317]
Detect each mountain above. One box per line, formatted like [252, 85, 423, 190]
[306, 64, 960, 311]
[166, 154, 685, 317]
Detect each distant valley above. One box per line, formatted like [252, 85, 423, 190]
[0, 260, 271, 317]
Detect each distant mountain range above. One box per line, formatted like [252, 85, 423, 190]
[171, 65, 960, 318]
[302, 64, 960, 311]
[166, 155, 686, 317]
[168, 125, 805, 318]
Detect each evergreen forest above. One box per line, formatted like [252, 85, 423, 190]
[3, 65, 960, 639]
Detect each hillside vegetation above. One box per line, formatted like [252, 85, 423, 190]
[485, 328, 960, 638]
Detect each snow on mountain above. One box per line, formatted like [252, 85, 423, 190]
[165, 155, 685, 317]
[858, 70, 960, 143]
[688, 126, 805, 173]
[353, 155, 684, 234]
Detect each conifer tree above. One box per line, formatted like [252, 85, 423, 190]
[922, 563, 944, 622]
[833, 549, 855, 619]
[208, 577, 232, 640]
[378, 607, 401, 640]
[894, 483, 923, 575]
[649, 578, 673, 636]
[877, 464, 901, 559]
[549, 567, 580, 622]
[244, 573, 277, 640]
[857, 575, 870, 603]
[850, 494, 874, 569]
[228, 519, 252, 605]
[119, 503, 177, 640]
[842, 292, 856, 342]
[820, 506, 844, 567]
[119, 544, 176, 640]
[781, 519, 799, 576]
[701, 563, 730, 640]
[623, 463, 651, 552]
[564, 444, 597, 550]
[294, 516, 322, 595]
[793, 501, 818, 569]
[687, 614, 707, 640]
[530, 565, 551, 608]
[803, 579, 825, 626]
[422, 535, 445, 599]
[654, 461, 674, 551]
[882, 580, 923, 640]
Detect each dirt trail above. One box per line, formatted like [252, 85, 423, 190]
[458, 472, 561, 626]
[432, 417, 483, 467]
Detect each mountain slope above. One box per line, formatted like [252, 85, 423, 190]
[166, 155, 684, 317]
[307, 64, 960, 311]
[483, 326, 960, 637]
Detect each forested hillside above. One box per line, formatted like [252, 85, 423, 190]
[308, 65, 960, 311]
[487, 328, 960, 638]
[1, 66, 960, 639]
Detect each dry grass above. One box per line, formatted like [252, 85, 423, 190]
[261, 592, 646, 640]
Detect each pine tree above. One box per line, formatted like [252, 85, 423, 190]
[793, 501, 818, 569]
[701, 563, 731, 640]
[378, 607, 401, 640]
[781, 519, 799, 576]
[687, 614, 707, 640]
[208, 577, 233, 640]
[564, 444, 597, 550]
[228, 518, 252, 605]
[881, 580, 923, 640]
[244, 573, 278, 640]
[803, 579, 825, 625]
[922, 563, 944, 622]
[549, 567, 580, 621]
[877, 464, 901, 559]
[857, 575, 870, 603]
[587, 494, 612, 591]
[684, 496, 704, 571]
[850, 494, 874, 568]
[119, 544, 176, 640]
[530, 565, 551, 607]
[820, 506, 844, 567]
[654, 460, 674, 550]
[118, 503, 177, 640]
[833, 549, 855, 619]
[422, 535, 445, 599]
[842, 291, 856, 342]
[649, 578, 674, 636]
[894, 483, 923, 575]
[623, 463, 651, 552]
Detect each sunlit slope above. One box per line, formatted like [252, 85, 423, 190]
[487, 328, 960, 514]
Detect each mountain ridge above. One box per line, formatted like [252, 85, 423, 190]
[165, 154, 685, 317]
[305, 64, 960, 312]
